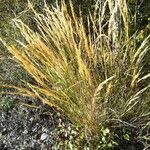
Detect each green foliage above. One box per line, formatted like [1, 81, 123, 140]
[53, 125, 118, 149]
[92, 127, 118, 150]
[0, 97, 15, 111]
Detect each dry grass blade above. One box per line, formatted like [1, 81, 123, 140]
[93, 75, 115, 99]
[138, 73, 150, 83]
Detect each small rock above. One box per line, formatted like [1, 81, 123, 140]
[40, 133, 48, 141]
[23, 129, 28, 134]
[29, 117, 34, 122]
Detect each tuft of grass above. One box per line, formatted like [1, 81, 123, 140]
[0, 0, 150, 138]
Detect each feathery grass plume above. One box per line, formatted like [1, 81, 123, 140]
[0, 0, 150, 136]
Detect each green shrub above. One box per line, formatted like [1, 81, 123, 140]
[0, 0, 150, 148]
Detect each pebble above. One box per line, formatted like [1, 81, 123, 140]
[0, 104, 73, 149]
[23, 129, 28, 134]
[40, 133, 48, 141]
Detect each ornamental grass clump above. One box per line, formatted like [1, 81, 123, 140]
[0, 0, 150, 137]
